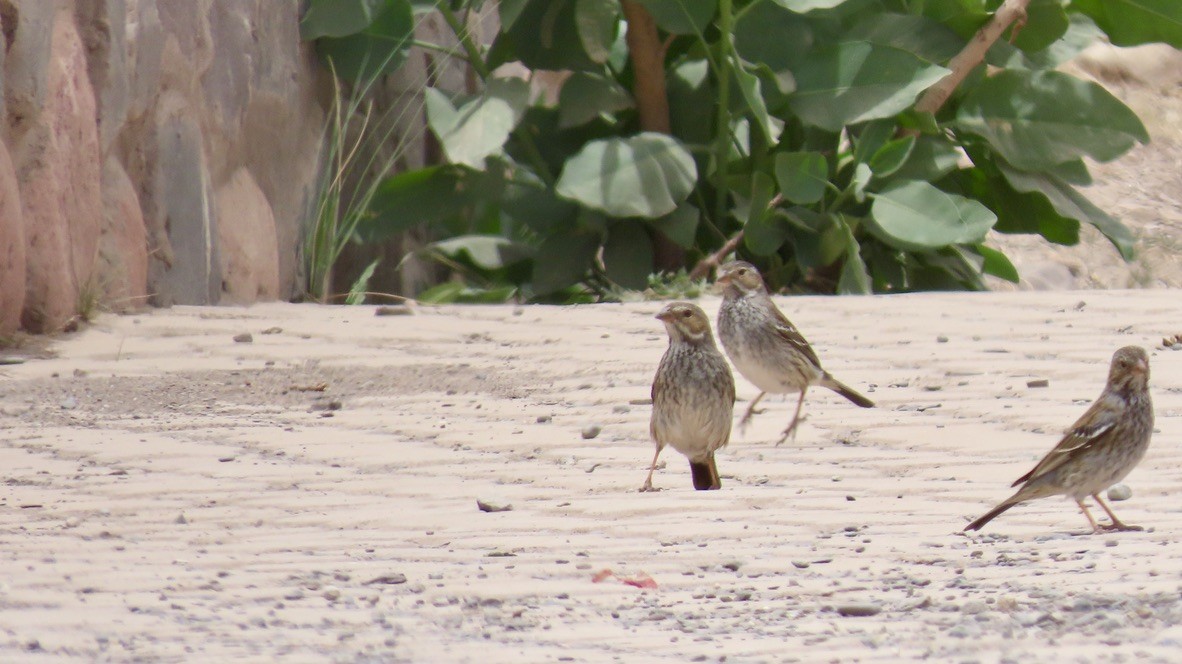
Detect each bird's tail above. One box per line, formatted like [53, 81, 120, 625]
[823, 375, 875, 408]
[964, 501, 1017, 532]
[689, 455, 720, 491]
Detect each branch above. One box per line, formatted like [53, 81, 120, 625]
[689, 231, 744, 280]
[914, 0, 1032, 116]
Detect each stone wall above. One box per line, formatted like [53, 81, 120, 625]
[0, 0, 328, 334]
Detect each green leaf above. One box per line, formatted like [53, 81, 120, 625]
[667, 59, 716, 145]
[956, 70, 1149, 171]
[418, 282, 518, 304]
[922, 0, 990, 37]
[774, 152, 828, 204]
[846, 12, 965, 63]
[647, 204, 699, 249]
[345, 258, 381, 305]
[1070, 0, 1182, 48]
[500, 0, 530, 31]
[314, 0, 415, 82]
[575, 0, 619, 63]
[951, 166, 1080, 245]
[869, 181, 997, 250]
[890, 136, 962, 182]
[976, 244, 1020, 283]
[734, 2, 813, 72]
[740, 173, 783, 256]
[494, 0, 603, 70]
[789, 42, 950, 132]
[425, 78, 530, 169]
[631, 0, 716, 34]
[558, 72, 635, 128]
[733, 60, 782, 143]
[533, 230, 601, 294]
[772, 0, 853, 12]
[869, 136, 916, 179]
[836, 217, 873, 294]
[301, 0, 389, 39]
[502, 177, 579, 235]
[429, 235, 535, 272]
[791, 211, 846, 268]
[556, 133, 698, 218]
[852, 121, 895, 165]
[850, 163, 872, 202]
[997, 161, 1135, 259]
[362, 166, 471, 242]
[603, 224, 654, 290]
[1010, 0, 1069, 52]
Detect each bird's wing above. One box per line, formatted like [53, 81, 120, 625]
[1011, 392, 1121, 487]
[769, 306, 823, 369]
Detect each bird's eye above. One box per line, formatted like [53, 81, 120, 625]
[737, 269, 747, 276]
[681, 310, 693, 318]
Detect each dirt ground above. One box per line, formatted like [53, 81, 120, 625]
[1, 292, 1180, 662]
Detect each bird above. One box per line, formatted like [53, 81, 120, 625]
[964, 346, 1154, 533]
[715, 261, 873, 445]
[644, 302, 736, 492]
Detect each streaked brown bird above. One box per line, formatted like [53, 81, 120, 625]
[964, 346, 1154, 533]
[715, 261, 873, 444]
[644, 302, 735, 491]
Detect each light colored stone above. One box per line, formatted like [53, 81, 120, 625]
[97, 156, 148, 307]
[0, 142, 25, 335]
[215, 168, 280, 304]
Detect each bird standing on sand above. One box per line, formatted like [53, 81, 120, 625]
[964, 346, 1154, 533]
[715, 261, 873, 444]
[644, 302, 735, 492]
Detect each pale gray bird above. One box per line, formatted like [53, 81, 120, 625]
[644, 302, 735, 491]
[965, 346, 1154, 533]
[716, 261, 873, 444]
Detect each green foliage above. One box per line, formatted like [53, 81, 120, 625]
[302, 0, 1168, 299]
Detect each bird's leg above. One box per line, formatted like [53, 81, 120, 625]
[1092, 493, 1143, 532]
[639, 447, 663, 492]
[775, 388, 809, 446]
[738, 392, 767, 433]
[1075, 499, 1102, 534]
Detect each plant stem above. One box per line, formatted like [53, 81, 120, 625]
[712, 0, 734, 231]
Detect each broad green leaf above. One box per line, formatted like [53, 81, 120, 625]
[852, 121, 894, 165]
[774, 152, 828, 204]
[500, 0, 530, 30]
[836, 217, 873, 294]
[533, 230, 601, 293]
[890, 136, 962, 182]
[733, 60, 782, 143]
[647, 205, 699, 249]
[772, 0, 853, 12]
[362, 166, 471, 241]
[429, 235, 535, 271]
[869, 181, 997, 250]
[976, 244, 1020, 283]
[789, 42, 950, 132]
[667, 59, 715, 145]
[345, 258, 381, 305]
[555, 133, 698, 218]
[846, 12, 965, 63]
[869, 136, 916, 179]
[558, 72, 635, 128]
[1010, 0, 1069, 52]
[850, 163, 872, 202]
[956, 70, 1148, 171]
[740, 173, 783, 256]
[301, 0, 389, 39]
[922, 0, 990, 37]
[997, 162, 1135, 259]
[632, 0, 716, 34]
[418, 282, 519, 304]
[494, 0, 603, 70]
[314, 0, 415, 82]
[791, 212, 846, 268]
[575, 0, 619, 63]
[951, 166, 1080, 245]
[502, 178, 579, 235]
[734, 2, 814, 71]
[425, 78, 530, 169]
[1071, 0, 1182, 48]
[603, 223, 654, 290]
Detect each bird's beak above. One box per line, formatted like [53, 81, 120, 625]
[1135, 358, 1149, 374]
[654, 308, 673, 322]
[716, 271, 732, 285]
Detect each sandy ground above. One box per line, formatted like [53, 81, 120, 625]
[0, 293, 1180, 662]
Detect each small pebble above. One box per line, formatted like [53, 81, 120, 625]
[322, 586, 341, 601]
[477, 499, 513, 513]
[233, 333, 253, 343]
[175, 513, 188, 525]
[612, 405, 630, 414]
[375, 305, 415, 316]
[60, 397, 78, 410]
[1107, 484, 1132, 501]
[837, 603, 881, 617]
[581, 425, 602, 440]
[1026, 379, 1049, 388]
[536, 415, 552, 424]
[792, 560, 810, 569]
[936, 335, 949, 343]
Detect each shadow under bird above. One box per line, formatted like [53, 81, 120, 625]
[964, 346, 1154, 534]
[715, 261, 874, 444]
[644, 302, 735, 491]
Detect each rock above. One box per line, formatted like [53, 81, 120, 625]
[837, 603, 882, 617]
[322, 586, 341, 601]
[97, 158, 148, 307]
[215, 169, 280, 303]
[375, 305, 415, 316]
[1026, 379, 1049, 388]
[1107, 484, 1132, 501]
[477, 499, 513, 513]
[233, 333, 253, 343]
[0, 143, 25, 335]
[581, 425, 602, 440]
[362, 574, 408, 586]
[536, 415, 552, 423]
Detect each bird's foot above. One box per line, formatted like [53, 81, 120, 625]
[1100, 521, 1143, 532]
[638, 484, 661, 493]
[774, 417, 806, 446]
